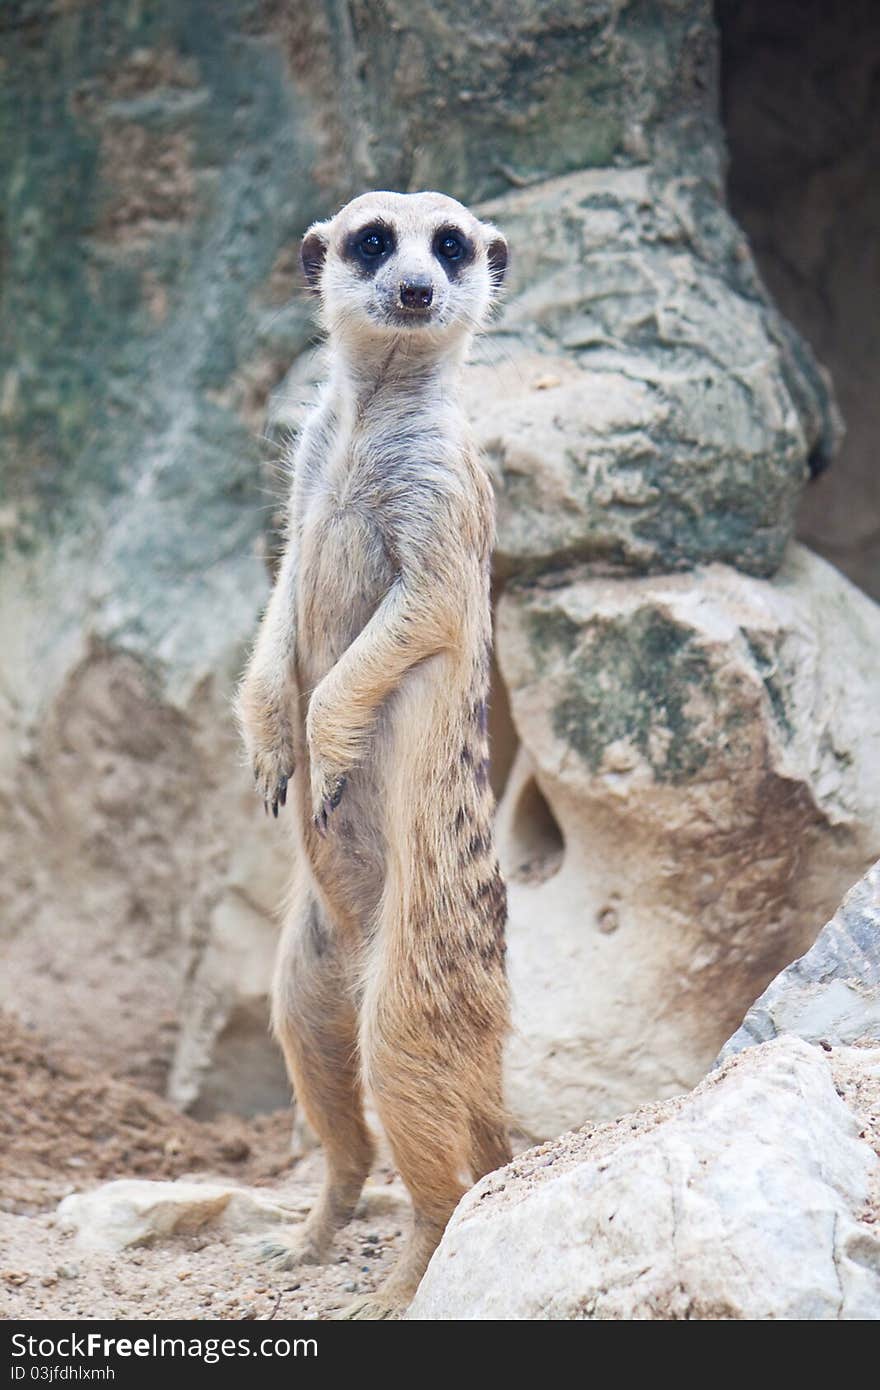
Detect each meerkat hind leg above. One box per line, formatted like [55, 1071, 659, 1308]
[339, 1087, 512, 1315]
[262, 897, 374, 1270]
[337, 1010, 473, 1318]
[469, 1105, 513, 1181]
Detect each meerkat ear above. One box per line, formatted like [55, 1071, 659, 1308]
[483, 226, 509, 289]
[300, 221, 331, 288]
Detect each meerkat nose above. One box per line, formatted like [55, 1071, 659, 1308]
[399, 279, 433, 310]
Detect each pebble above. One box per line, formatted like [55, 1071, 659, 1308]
[220, 1137, 251, 1163]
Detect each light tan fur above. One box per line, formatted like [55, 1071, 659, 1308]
[236, 190, 511, 1319]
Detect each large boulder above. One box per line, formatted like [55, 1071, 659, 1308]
[717, 859, 880, 1064]
[496, 546, 880, 1137]
[409, 1036, 880, 1320]
[465, 167, 838, 579]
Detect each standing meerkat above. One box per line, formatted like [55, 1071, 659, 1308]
[236, 190, 511, 1319]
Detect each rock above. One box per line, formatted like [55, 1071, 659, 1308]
[409, 1037, 880, 1319]
[56, 1175, 407, 1254]
[165, 832, 292, 1116]
[57, 1180, 305, 1254]
[497, 546, 880, 1138]
[0, 0, 845, 1120]
[465, 168, 839, 579]
[0, 629, 292, 1112]
[718, 861, 880, 1063]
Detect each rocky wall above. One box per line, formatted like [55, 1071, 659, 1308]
[1, 1, 876, 1134]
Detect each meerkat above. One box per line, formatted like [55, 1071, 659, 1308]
[236, 190, 511, 1319]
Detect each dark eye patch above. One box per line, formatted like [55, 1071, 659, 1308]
[433, 226, 474, 279]
[343, 221, 395, 277]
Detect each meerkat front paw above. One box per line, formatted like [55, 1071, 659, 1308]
[309, 759, 347, 836]
[249, 734, 295, 818]
[237, 679, 296, 817]
[255, 758, 294, 819]
[305, 689, 348, 834]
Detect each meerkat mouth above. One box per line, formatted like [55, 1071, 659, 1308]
[387, 308, 437, 326]
[370, 305, 444, 332]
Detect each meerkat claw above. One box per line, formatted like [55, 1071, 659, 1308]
[311, 775, 346, 836]
[255, 769, 292, 820]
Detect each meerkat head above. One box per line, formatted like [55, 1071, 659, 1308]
[300, 191, 508, 349]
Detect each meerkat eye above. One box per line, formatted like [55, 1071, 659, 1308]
[435, 232, 464, 261]
[357, 227, 389, 258]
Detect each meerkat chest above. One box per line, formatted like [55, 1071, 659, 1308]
[295, 443, 396, 683]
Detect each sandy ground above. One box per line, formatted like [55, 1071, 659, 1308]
[4, 1013, 878, 1321]
[0, 1013, 409, 1321]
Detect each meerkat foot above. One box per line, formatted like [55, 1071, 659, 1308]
[335, 1226, 437, 1320]
[335, 1292, 406, 1321]
[256, 1227, 328, 1270]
